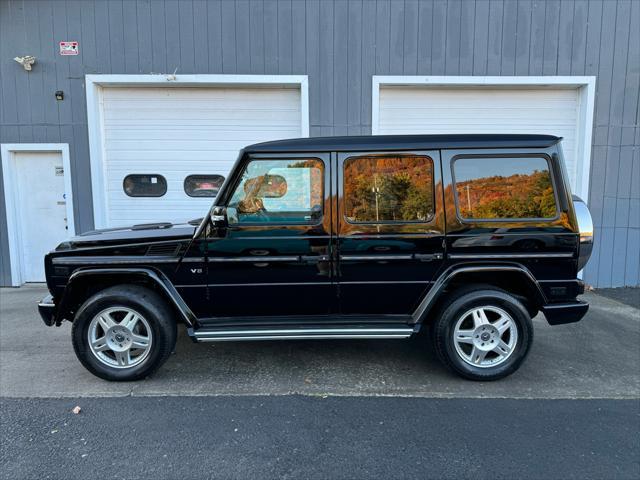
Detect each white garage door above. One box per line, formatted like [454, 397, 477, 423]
[101, 86, 302, 227]
[377, 86, 581, 192]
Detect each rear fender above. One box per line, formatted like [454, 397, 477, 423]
[412, 263, 547, 326]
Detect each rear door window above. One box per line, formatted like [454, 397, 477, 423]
[343, 155, 435, 223]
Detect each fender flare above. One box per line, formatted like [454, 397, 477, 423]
[55, 267, 198, 328]
[411, 263, 547, 324]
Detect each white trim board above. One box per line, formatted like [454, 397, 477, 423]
[371, 76, 596, 202]
[1, 143, 76, 286]
[85, 74, 310, 229]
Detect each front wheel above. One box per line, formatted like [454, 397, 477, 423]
[71, 285, 177, 381]
[432, 287, 533, 381]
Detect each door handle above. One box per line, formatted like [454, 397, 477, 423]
[300, 255, 330, 263]
[414, 253, 443, 262]
[251, 255, 299, 267]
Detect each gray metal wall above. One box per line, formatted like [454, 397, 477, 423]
[1, 0, 638, 287]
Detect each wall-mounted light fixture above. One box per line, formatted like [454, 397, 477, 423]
[14, 55, 36, 71]
[55, 91, 64, 101]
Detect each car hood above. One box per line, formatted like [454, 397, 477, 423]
[57, 222, 196, 250]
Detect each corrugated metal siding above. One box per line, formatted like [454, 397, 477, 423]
[0, 0, 638, 287]
[100, 85, 302, 226]
[377, 85, 582, 191]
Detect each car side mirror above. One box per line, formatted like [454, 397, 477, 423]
[210, 206, 228, 229]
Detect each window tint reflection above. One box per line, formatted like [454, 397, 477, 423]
[227, 159, 323, 224]
[453, 156, 557, 220]
[344, 155, 434, 223]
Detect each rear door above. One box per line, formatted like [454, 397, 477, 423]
[336, 151, 445, 315]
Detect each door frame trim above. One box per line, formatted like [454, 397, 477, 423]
[85, 74, 310, 229]
[371, 75, 596, 202]
[1, 143, 76, 286]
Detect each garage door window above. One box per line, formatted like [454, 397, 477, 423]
[452, 156, 558, 220]
[123, 174, 167, 197]
[184, 175, 225, 197]
[343, 155, 434, 223]
[227, 159, 324, 224]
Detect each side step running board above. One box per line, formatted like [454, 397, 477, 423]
[189, 327, 415, 342]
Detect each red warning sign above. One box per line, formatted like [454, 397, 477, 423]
[59, 41, 79, 56]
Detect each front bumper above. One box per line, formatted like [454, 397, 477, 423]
[38, 294, 56, 326]
[541, 301, 589, 325]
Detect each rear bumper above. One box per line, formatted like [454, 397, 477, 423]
[541, 301, 589, 325]
[38, 294, 56, 326]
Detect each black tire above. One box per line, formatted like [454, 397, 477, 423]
[71, 285, 177, 381]
[432, 286, 533, 381]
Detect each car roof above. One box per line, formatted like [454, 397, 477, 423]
[243, 134, 561, 153]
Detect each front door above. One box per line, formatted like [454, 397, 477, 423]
[12, 151, 71, 282]
[336, 151, 445, 315]
[204, 153, 334, 318]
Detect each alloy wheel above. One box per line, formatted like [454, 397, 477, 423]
[452, 306, 518, 368]
[87, 307, 153, 369]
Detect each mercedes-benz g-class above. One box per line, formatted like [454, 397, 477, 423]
[39, 134, 594, 381]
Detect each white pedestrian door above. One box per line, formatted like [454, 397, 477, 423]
[14, 152, 69, 282]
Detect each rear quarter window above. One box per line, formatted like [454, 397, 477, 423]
[452, 156, 558, 221]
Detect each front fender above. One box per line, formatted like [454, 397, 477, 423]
[412, 263, 547, 325]
[54, 267, 198, 328]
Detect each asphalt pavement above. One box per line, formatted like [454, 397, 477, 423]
[2, 396, 638, 480]
[1, 285, 639, 479]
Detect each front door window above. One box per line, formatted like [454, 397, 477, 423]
[227, 159, 324, 225]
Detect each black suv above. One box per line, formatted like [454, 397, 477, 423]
[39, 134, 594, 381]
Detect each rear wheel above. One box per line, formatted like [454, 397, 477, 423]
[432, 287, 533, 381]
[71, 285, 177, 381]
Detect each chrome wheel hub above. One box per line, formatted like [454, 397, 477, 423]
[88, 307, 152, 369]
[107, 326, 132, 351]
[453, 306, 518, 368]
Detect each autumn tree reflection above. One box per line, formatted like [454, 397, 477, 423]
[454, 157, 558, 220]
[344, 155, 434, 223]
